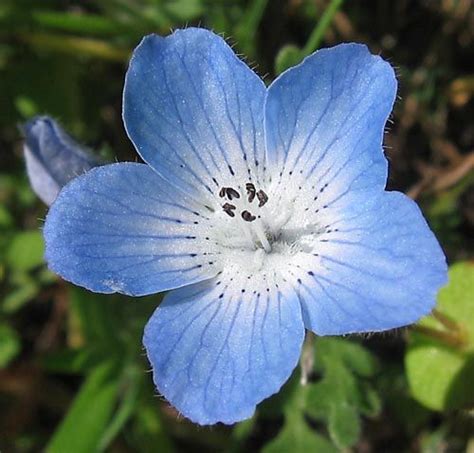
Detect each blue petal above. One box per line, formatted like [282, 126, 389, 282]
[123, 28, 266, 200]
[44, 163, 221, 296]
[295, 191, 447, 335]
[144, 275, 304, 424]
[265, 44, 396, 207]
[23, 116, 100, 205]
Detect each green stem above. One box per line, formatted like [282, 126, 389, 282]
[19, 32, 130, 62]
[412, 324, 469, 350]
[300, 331, 315, 385]
[302, 0, 344, 56]
[432, 308, 460, 331]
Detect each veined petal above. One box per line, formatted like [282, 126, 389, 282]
[265, 44, 396, 215]
[44, 163, 221, 296]
[23, 116, 100, 205]
[289, 191, 447, 335]
[144, 272, 304, 424]
[123, 28, 266, 201]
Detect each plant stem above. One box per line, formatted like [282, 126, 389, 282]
[412, 324, 469, 350]
[19, 32, 130, 62]
[302, 0, 345, 56]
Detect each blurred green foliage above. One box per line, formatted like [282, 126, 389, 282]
[1, 0, 473, 452]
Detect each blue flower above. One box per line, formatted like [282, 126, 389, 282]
[23, 116, 101, 205]
[43, 29, 447, 425]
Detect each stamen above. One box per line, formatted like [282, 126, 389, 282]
[225, 187, 240, 200]
[219, 187, 226, 198]
[256, 190, 268, 207]
[246, 183, 256, 203]
[241, 210, 256, 222]
[222, 202, 236, 217]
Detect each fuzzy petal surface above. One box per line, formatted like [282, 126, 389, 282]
[265, 43, 396, 215]
[44, 163, 221, 295]
[291, 191, 448, 335]
[123, 28, 267, 201]
[144, 273, 304, 424]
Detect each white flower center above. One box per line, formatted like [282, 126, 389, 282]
[209, 179, 329, 266]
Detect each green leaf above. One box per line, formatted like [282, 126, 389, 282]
[98, 365, 143, 450]
[2, 279, 39, 313]
[263, 410, 337, 453]
[46, 360, 121, 453]
[163, 0, 203, 21]
[6, 230, 44, 271]
[405, 262, 474, 411]
[42, 349, 100, 374]
[328, 403, 360, 449]
[0, 204, 13, 228]
[31, 11, 131, 36]
[275, 45, 302, 75]
[130, 397, 174, 453]
[0, 323, 20, 368]
[305, 338, 380, 448]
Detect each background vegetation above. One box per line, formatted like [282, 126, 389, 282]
[0, 0, 473, 451]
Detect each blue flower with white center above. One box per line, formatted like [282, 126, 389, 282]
[23, 116, 101, 206]
[43, 28, 448, 425]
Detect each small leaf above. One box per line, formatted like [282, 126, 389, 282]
[274, 45, 302, 75]
[405, 262, 474, 411]
[2, 280, 39, 313]
[263, 410, 337, 453]
[6, 230, 44, 271]
[0, 323, 20, 368]
[328, 403, 360, 449]
[46, 361, 121, 453]
[163, 0, 203, 20]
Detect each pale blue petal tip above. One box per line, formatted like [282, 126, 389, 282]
[143, 280, 305, 425]
[44, 163, 219, 296]
[23, 116, 100, 205]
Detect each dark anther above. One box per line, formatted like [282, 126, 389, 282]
[256, 189, 269, 207]
[246, 182, 256, 202]
[241, 210, 256, 222]
[225, 187, 240, 200]
[222, 202, 236, 217]
[219, 187, 226, 198]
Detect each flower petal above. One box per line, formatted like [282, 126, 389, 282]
[23, 116, 100, 205]
[265, 44, 396, 210]
[123, 28, 266, 201]
[144, 273, 304, 424]
[290, 191, 447, 335]
[44, 163, 221, 296]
